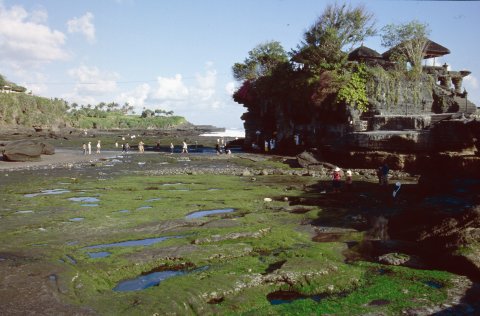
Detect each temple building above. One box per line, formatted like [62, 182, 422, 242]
[236, 39, 478, 155]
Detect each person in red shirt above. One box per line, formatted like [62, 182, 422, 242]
[332, 167, 342, 193]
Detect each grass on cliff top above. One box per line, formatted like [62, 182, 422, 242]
[71, 112, 187, 130]
[0, 164, 456, 315]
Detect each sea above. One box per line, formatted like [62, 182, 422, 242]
[199, 128, 245, 139]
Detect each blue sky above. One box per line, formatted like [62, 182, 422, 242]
[1, 0, 479, 129]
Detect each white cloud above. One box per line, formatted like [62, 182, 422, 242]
[67, 12, 95, 44]
[116, 83, 150, 108]
[464, 74, 478, 90]
[464, 74, 480, 107]
[63, 65, 119, 105]
[225, 81, 237, 95]
[0, 3, 68, 68]
[144, 64, 244, 127]
[30, 8, 48, 24]
[150, 74, 190, 101]
[192, 68, 216, 101]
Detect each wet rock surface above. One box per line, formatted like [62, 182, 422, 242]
[1, 132, 480, 314]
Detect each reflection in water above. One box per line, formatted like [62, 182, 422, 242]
[186, 208, 235, 219]
[15, 210, 34, 214]
[68, 197, 100, 203]
[85, 235, 184, 249]
[113, 266, 208, 292]
[87, 251, 111, 258]
[24, 189, 70, 198]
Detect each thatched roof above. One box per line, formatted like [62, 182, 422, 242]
[423, 40, 450, 58]
[348, 45, 382, 61]
[382, 39, 450, 60]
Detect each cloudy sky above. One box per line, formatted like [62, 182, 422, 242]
[1, 0, 479, 129]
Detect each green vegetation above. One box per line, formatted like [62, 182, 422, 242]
[0, 156, 457, 315]
[71, 110, 186, 129]
[337, 63, 369, 113]
[0, 93, 68, 126]
[381, 20, 430, 78]
[232, 2, 434, 139]
[233, 2, 377, 119]
[0, 75, 187, 129]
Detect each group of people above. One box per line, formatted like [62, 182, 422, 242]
[82, 140, 101, 155]
[215, 138, 232, 155]
[331, 167, 353, 193]
[83, 139, 193, 155]
[331, 163, 401, 198]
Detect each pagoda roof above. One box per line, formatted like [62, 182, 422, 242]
[348, 45, 382, 61]
[382, 39, 451, 60]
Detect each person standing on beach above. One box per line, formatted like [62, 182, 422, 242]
[82, 143, 87, 155]
[182, 140, 188, 154]
[87, 142, 92, 155]
[96, 140, 101, 154]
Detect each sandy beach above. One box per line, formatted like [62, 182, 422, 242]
[0, 149, 120, 171]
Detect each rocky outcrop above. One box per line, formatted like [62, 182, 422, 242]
[389, 205, 480, 277]
[296, 151, 337, 170]
[2, 140, 55, 162]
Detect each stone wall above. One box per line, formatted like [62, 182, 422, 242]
[347, 130, 431, 152]
[371, 115, 431, 131]
[366, 74, 435, 116]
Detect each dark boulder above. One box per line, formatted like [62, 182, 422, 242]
[41, 142, 55, 155]
[2, 140, 54, 162]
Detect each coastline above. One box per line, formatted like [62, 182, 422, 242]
[0, 149, 119, 171]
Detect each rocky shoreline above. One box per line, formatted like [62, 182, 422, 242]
[1, 129, 479, 314]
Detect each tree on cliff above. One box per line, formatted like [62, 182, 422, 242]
[381, 20, 430, 77]
[232, 41, 290, 107]
[292, 3, 376, 74]
[232, 41, 289, 82]
[232, 3, 377, 129]
[291, 3, 376, 113]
